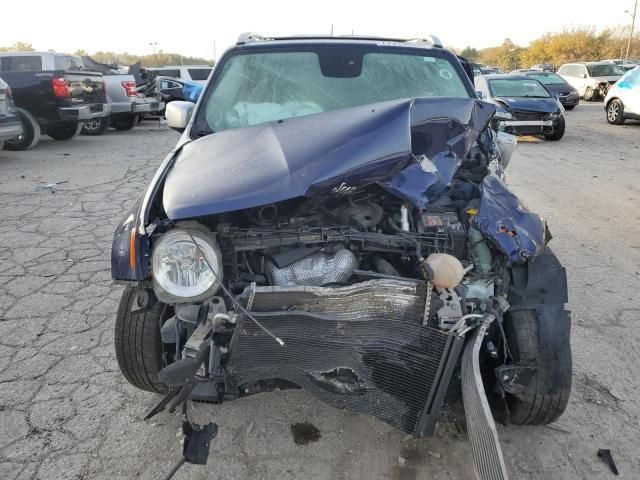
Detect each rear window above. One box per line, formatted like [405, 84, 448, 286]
[187, 68, 212, 80]
[53, 55, 83, 70]
[151, 69, 180, 78]
[0, 55, 43, 72]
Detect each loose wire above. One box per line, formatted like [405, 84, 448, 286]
[186, 232, 285, 347]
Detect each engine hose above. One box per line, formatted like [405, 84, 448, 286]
[373, 256, 400, 276]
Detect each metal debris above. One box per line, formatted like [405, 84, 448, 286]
[597, 449, 619, 475]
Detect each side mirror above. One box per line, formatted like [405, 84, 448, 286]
[476, 90, 484, 99]
[581, 73, 587, 78]
[166, 101, 195, 132]
[552, 92, 560, 99]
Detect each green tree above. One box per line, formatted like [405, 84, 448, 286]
[459, 46, 479, 61]
[0, 42, 35, 52]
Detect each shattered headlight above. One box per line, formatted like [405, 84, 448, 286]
[151, 229, 222, 303]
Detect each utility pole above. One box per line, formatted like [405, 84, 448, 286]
[626, 0, 638, 60]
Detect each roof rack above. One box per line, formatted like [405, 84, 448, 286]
[236, 32, 442, 48]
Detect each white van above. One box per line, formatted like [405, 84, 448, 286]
[147, 65, 212, 84]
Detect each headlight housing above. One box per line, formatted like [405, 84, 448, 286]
[151, 228, 222, 303]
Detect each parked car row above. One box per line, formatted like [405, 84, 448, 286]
[0, 51, 165, 150]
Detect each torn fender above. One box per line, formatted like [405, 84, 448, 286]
[475, 175, 548, 262]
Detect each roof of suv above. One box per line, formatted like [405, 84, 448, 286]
[235, 33, 443, 49]
[561, 61, 614, 66]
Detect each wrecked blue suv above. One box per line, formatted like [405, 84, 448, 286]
[111, 34, 571, 470]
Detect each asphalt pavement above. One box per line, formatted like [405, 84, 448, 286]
[0, 104, 638, 479]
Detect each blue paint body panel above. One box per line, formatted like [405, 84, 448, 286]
[475, 175, 548, 262]
[162, 97, 495, 219]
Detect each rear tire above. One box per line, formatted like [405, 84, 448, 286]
[544, 115, 565, 141]
[47, 122, 81, 141]
[112, 114, 139, 131]
[115, 286, 168, 393]
[504, 309, 572, 425]
[81, 115, 111, 135]
[3, 108, 41, 151]
[606, 99, 625, 125]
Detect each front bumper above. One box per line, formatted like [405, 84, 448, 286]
[223, 280, 464, 436]
[559, 93, 579, 107]
[58, 103, 111, 122]
[0, 118, 23, 142]
[499, 119, 554, 127]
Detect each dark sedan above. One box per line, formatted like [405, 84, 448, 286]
[519, 71, 579, 110]
[475, 74, 565, 140]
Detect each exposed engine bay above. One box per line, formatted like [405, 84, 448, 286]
[144, 139, 519, 438]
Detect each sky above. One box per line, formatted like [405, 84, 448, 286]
[2, 0, 636, 60]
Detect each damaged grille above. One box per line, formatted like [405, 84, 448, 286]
[227, 280, 459, 434]
[511, 110, 544, 122]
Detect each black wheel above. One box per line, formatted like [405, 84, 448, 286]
[544, 115, 565, 141]
[563, 105, 575, 111]
[81, 116, 111, 135]
[3, 108, 41, 151]
[504, 309, 572, 425]
[112, 114, 139, 131]
[115, 286, 169, 393]
[583, 87, 597, 102]
[606, 99, 625, 125]
[47, 122, 81, 140]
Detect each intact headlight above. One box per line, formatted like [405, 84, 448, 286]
[151, 228, 222, 303]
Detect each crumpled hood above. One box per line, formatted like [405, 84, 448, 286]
[495, 96, 560, 114]
[163, 97, 495, 220]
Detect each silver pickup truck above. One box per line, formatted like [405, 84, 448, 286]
[81, 57, 164, 135]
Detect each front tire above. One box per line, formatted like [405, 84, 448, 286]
[606, 99, 625, 125]
[563, 105, 575, 111]
[81, 116, 111, 135]
[47, 122, 81, 141]
[115, 286, 168, 393]
[583, 87, 597, 102]
[112, 114, 139, 131]
[544, 115, 565, 141]
[3, 108, 41, 151]
[504, 309, 572, 425]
